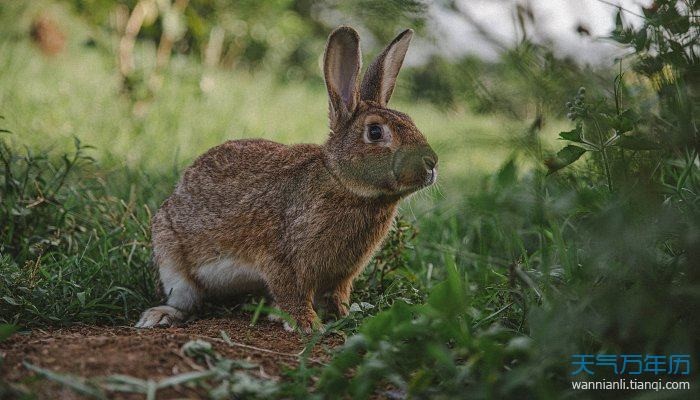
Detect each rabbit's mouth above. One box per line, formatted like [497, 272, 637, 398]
[412, 167, 438, 189]
[393, 151, 438, 196]
[426, 167, 438, 186]
[394, 167, 437, 197]
[390, 145, 438, 194]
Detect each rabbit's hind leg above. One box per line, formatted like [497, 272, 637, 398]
[136, 259, 202, 328]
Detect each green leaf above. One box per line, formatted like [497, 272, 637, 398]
[496, 158, 517, 186]
[77, 292, 86, 307]
[634, 27, 648, 51]
[611, 28, 634, 44]
[558, 125, 583, 143]
[660, 4, 690, 34]
[2, 296, 20, 306]
[545, 145, 587, 175]
[610, 12, 635, 45]
[0, 324, 19, 341]
[668, 40, 686, 64]
[157, 370, 217, 389]
[642, 5, 657, 19]
[615, 9, 623, 30]
[426, 255, 468, 319]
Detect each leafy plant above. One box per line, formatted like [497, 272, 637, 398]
[351, 218, 424, 313]
[548, 0, 698, 197]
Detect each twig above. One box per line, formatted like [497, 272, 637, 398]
[472, 302, 514, 329]
[192, 333, 328, 366]
[595, 0, 645, 19]
[512, 263, 543, 301]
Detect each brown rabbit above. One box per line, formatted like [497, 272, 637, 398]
[136, 26, 437, 332]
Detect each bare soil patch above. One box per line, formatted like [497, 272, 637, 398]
[0, 313, 343, 399]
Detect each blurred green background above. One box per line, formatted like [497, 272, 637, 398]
[0, 0, 580, 189]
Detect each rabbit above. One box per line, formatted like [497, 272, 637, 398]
[135, 26, 438, 332]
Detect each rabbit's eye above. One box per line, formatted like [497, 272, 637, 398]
[368, 124, 383, 141]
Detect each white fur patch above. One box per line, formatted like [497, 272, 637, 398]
[195, 257, 265, 296]
[161, 261, 200, 311]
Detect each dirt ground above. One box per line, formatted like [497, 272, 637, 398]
[0, 313, 344, 399]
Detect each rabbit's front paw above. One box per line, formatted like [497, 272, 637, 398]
[135, 305, 184, 328]
[280, 309, 324, 333]
[286, 318, 325, 334]
[327, 297, 350, 319]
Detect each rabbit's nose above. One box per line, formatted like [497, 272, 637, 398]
[423, 155, 437, 170]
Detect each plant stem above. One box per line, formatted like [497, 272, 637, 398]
[592, 119, 614, 192]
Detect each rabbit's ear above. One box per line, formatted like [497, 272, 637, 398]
[360, 29, 413, 106]
[324, 27, 362, 127]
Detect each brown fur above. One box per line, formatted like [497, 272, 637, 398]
[138, 26, 437, 331]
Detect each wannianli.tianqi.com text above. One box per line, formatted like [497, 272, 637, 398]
[571, 380, 690, 391]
